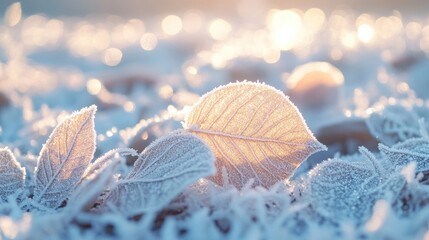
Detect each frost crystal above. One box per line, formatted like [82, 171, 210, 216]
[0, 148, 25, 200]
[33, 105, 97, 209]
[185, 81, 326, 189]
[104, 130, 215, 216]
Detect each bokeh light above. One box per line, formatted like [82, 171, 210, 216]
[102, 48, 123, 66]
[162, 15, 183, 35]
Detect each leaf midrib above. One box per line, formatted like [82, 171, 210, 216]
[188, 127, 306, 147]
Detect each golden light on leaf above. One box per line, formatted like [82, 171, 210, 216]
[102, 48, 123, 66]
[140, 33, 158, 51]
[162, 15, 183, 36]
[185, 82, 326, 189]
[209, 18, 232, 41]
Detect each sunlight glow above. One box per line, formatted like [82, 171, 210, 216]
[267, 9, 302, 51]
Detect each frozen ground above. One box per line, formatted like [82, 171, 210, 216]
[1, 2, 429, 239]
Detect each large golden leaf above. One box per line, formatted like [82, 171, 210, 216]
[185, 82, 326, 188]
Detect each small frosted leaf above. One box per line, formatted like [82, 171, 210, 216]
[33, 105, 97, 209]
[0, 148, 25, 200]
[184, 82, 326, 189]
[380, 138, 429, 172]
[308, 155, 381, 221]
[366, 105, 427, 145]
[104, 130, 215, 216]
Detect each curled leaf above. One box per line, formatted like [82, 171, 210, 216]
[380, 138, 429, 172]
[184, 82, 326, 189]
[33, 105, 97, 209]
[104, 130, 215, 216]
[0, 148, 25, 200]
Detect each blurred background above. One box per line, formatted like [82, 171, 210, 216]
[1, 0, 429, 18]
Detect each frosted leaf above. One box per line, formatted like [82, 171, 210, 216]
[380, 138, 429, 172]
[184, 82, 326, 189]
[104, 130, 215, 216]
[366, 104, 429, 146]
[307, 153, 382, 221]
[0, 148, 25, 200]
[33, 105, 97, 209]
